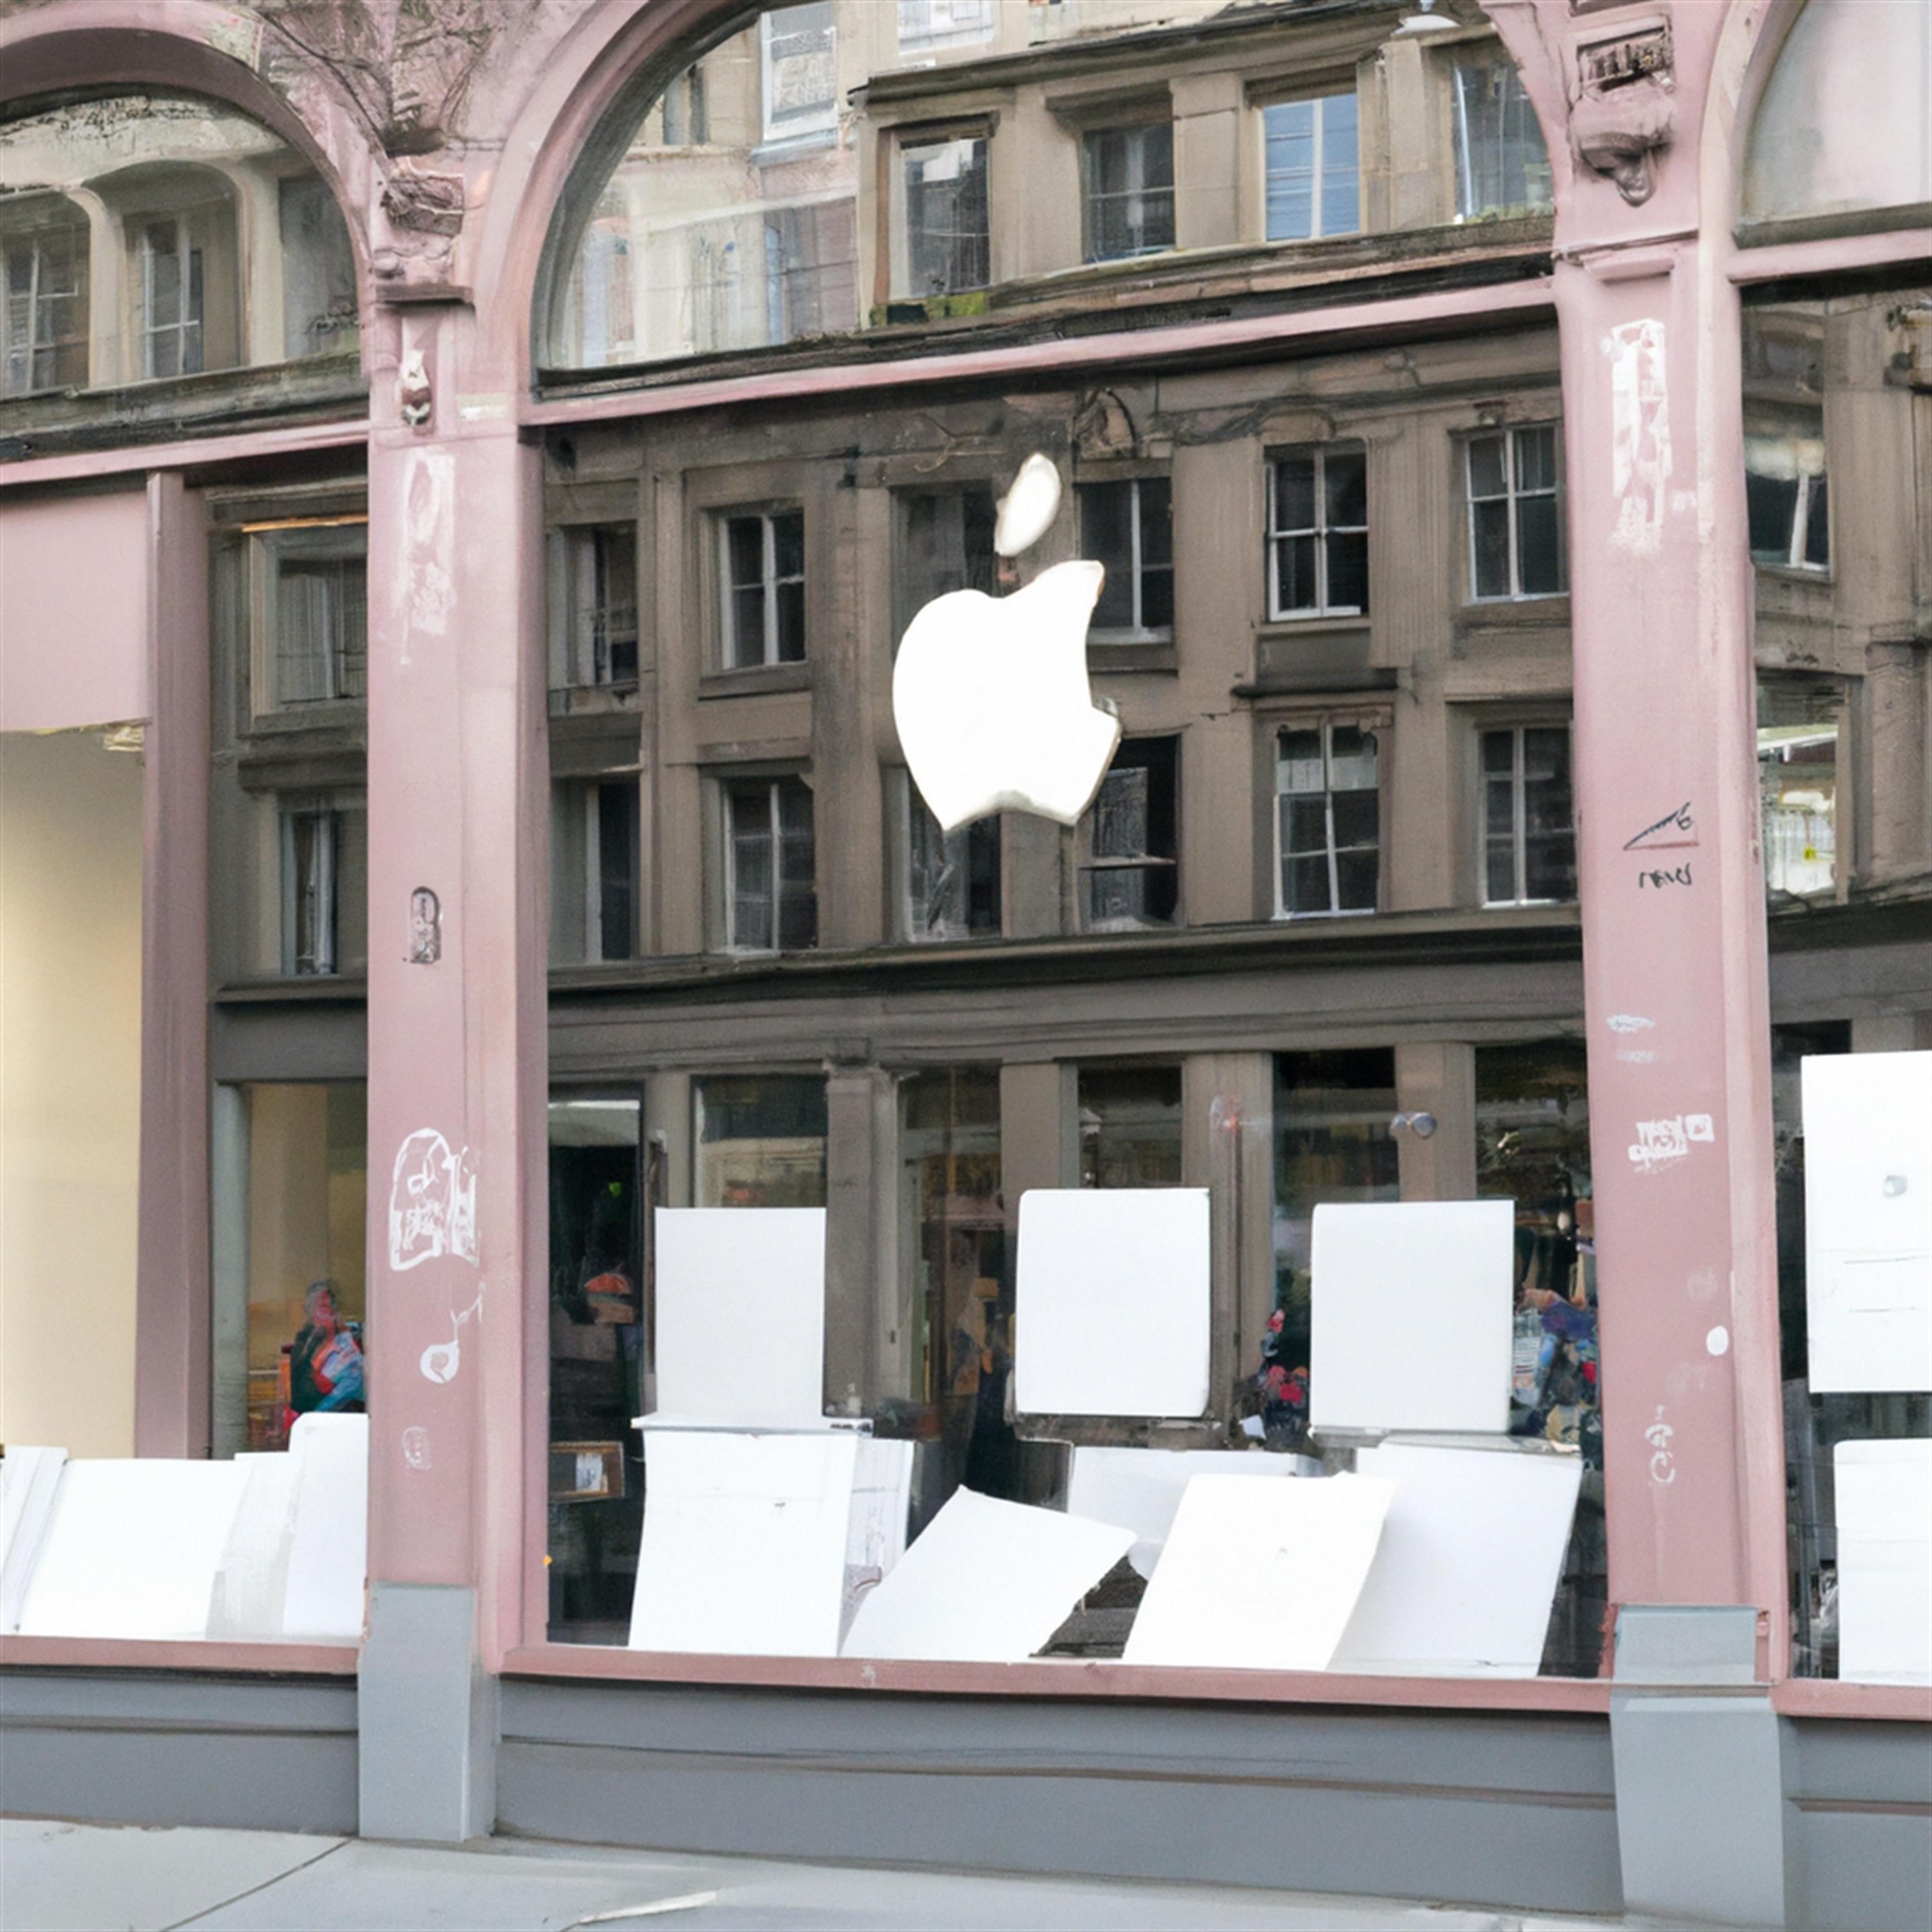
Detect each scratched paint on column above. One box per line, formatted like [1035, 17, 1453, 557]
[401, 1426, 431, 1470]
[388, 1128, 478, 1271]
[400, 445, 456, 644]
[1607, 318, 1672, 554]
[1629, 1112, 1717, 1173]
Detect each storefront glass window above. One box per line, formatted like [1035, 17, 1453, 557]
[694, 1074, 828, 1206]
[1477, 1040, 1603, 1675]
[1077, 1065, 1181, 1188]
[1269, 1051, 1398, 1425]
[218, 1083, 367, 1455]
[548, 1095, 647, 1643]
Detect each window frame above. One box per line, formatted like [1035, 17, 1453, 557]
[554, 775, 641, 965]
[554, 522, 641, 690]
[1081, 120, 1177, 265]
[1078, 473, 1174, 642]
[1273, 717, 1383, 921]
[1266, 444, 1370, 620]
[1446, 46, 1554, 223]
[1464, 423, 1566, 603]
[134, 209, 207, 380]
[892, 123, 993, 300]
[1259, 90, 1363, 244]
[759, 3, 839, 147]
[279, 796, 340, 977]
[1, 203, 90, 397]
[897, 770, 1003, 943]
[716, 506, 808, 671]
[251, 519, 371, 720]
[1078, 735, 1181, 931]
[719, 772, 818, 954]
[1479, 721, 1577, 909]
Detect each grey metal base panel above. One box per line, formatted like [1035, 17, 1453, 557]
[0, 1668, 357, 1835]
[495, 1679, 1624, 1917]
[1785, 1718, 1932, 1932]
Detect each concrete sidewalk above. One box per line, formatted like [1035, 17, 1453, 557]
[0, 1820, 1683, 1932]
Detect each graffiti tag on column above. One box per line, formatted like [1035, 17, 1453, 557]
[1624, 802, 1696, 851]
[1629, 1112, 1715, 1173]
[1645, 1406, 1676, 1484]
[419, 1287, 485, 1385]
[1607, 319, 1672, 555]
[388, 1128, 477, 1271]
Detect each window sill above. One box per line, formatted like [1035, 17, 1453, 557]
[214, 974, 369, 1003]
[1752, 562, 1833, 585]
[0, 1633, 358, 1675]
[1458, 596, 1570, 625]
[1256, 615, 1371, 637]
[1770, 1678, 1932, 1723]
[1090, 641, 1177, 674]
[498, 1642, 1612, 1712]
[699, 664, 813, 699]
[244, 702, 366, 738]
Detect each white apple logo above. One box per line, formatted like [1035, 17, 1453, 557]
[893, 455, 1122, 831]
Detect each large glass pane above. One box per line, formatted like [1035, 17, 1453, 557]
[1262, 100, 1314, 241]
[1079, 1065, 1182, 1189]
[1520, 728, 1575, 902]
[729, 784, 774, 949]
[1452, 52, 1553, 219]
[694, 1074, 828, 1207]
[1477, 1040, 1601, 1674]
[1080, 481, 1136, 629]
[1320, 93, 1360, 237]
[775, 774, 818, 949]
[904, 137, 990, 296]
[237, 1083, 368, 1454]
[1269, 1050, 1398, 1433]
[1759, 683, 1839, 898]
[1084, 124, 1174, 263]
[547, 1095, 645, 1643]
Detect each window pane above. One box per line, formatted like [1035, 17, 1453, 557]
[1263, 100, 1315, 242]
[1453, 55, 1553, 218]
[1803, 473, 1830, 567]
[1274, 534, 1320, 612]
[1271, 455, 1316, 531]
[729, 586, 766, 666]
[1333, 846, 1378, 913]
[1319, 93, 1361, 237]
[1092, 764, 1149, 860]
[1283, 850, 1332, 917]
[1079, 1065, 1182, 1190]
[1472, 499, 1511, 598]
[1324, 450, 1367, 528]
[776, 777, 817, 949]
[1468, 435, 1508, 499]
[774, 580, 806, 661]
[1515, 425, 1557, 492]
[1081, 482, 1135, 627]
[905, 138, 989, 296]
[597, 783, 636, 960]
[695, 1074, 828, 1208]
[1277, 729, 1324, 795]
[1325, 530, 1368, 614]
[1284, 793, 1329, 858]
[1331, 786, 1378, 854]
[772, 509, 806, 579]
[1139, 560, 1174, 632]
[1746, 471, 1798, 563]
[729, 786, 773, 949]
[1516, 493, 1562, 595]
[1138, 478, 1173, 567]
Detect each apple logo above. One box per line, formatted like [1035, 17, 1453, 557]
[893, 454, 1122, 831]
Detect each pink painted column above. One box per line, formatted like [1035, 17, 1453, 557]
[134, 472, 212, 1458]
[1488, 3, 1787, 1666]
[359, 292, 547, 1837]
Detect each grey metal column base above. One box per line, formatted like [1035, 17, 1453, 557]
[358, 1582, 496, 1842]
[1610, 1605, 1796, 1927]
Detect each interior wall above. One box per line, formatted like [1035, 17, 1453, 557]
[0, 730, 145, 1457]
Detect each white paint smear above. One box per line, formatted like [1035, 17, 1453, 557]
[1834, 1439, 1932, 1685]
[1122, 1473, 1394, 1671]
[1015, 1189, 1211, 1419]
[652, 1209, 829, 1428]
[1607, 318, 1672, 555]
[842, 1488, 1133, 1663]
[1310, 1200, 1516, 1434]
[401, 444, 456, 639]
[1803, 1052, 1932, 1393]
[1331, 1444, 1582, 1678]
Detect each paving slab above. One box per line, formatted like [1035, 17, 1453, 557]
[0, 1821, 1665, 1932]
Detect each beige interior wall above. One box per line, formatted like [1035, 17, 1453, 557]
[0, 730, 144, 1457]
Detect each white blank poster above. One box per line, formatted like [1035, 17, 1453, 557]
[281, 1413, 368, 1640]
[631, 1431, 859, 1657]
[1122, 1473, 1394, 1671]
[842, 1488, 1134, 1663]
[1331, 1443, 1582, 1677]
[16, 1460, 252, 1640]
[1835, 1439, 1932, 1685]
[1310, 1200, 1516, 1434]
[652, 1208, 828, 1426]
[1067, 1447, 1305, 1579]
[1803, 1052, 1932, 1394]
[1014, 1189, 1211, 1418]
[0, 1447, 66, 1631]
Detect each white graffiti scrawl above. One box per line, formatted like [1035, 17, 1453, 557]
[1607, 317, 1672, 556]
[419, 1289, 485, 1385]
[1628, 1112, 1716, 1174]
[388, 1128, 478, 1271]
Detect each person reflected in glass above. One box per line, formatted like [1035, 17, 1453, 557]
[287, 1277, 366, 1424]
